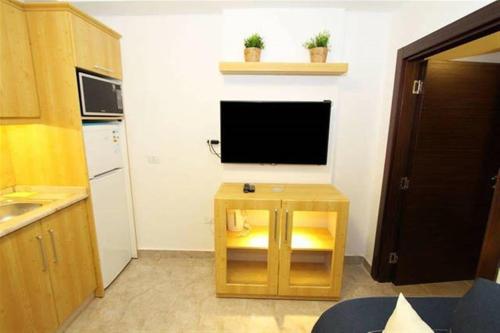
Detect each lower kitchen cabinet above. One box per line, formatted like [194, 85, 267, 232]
[0, 200, 96, 332]
[0, 221, 59, 333]
[41, 200, 96, 322]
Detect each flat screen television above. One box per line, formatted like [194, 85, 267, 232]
[220, 100, 331, 165]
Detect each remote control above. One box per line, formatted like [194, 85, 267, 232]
[243, 183, 255, 193]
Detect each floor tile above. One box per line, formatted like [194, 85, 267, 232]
[65, 257, 472, 332]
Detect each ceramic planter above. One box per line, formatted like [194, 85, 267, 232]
[244, 47, 261, 62]
[309, 47, 328, 63]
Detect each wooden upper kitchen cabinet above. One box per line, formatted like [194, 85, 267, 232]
[40, 201, 97, 322]
[0, 222, 59, 333]
[0, 0, 40, 118]
[71, 14, 122, 79]
[22, 1, 123, 86]
[0, 0, 122, 118]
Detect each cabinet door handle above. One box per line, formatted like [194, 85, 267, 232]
[36, 235, 48, 272]
[274, 209, 278, 242]
[93, 64, 113, 73]
[48, 229, 58, 263]
[285, 209, 289, 242]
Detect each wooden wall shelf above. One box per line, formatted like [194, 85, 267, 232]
[219, 62, 348, 76]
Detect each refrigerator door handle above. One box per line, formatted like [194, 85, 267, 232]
[90, 168, 122, 180]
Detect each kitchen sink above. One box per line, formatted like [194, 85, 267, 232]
[0, 203, 43, 223]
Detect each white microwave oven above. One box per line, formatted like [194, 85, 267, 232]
[77, 71, 124, 117]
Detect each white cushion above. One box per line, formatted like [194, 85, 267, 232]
[383, 293, 433, 333]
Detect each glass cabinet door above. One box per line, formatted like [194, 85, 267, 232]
[215, 199, 280, 296]
[278, 201, 348, 299]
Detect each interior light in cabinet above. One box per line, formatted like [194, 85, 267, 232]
[291, 233, 316, 249]
[291, 228, 334, 251]
[227, 226, 269, 249]
[228, 230, 268, 249]
[246, 233, 268, 248]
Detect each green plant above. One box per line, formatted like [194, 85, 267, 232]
[244, 33, 265, 49]
[304, 30, 331, 49]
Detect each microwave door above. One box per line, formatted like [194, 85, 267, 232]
[81, 75, 117, 115]
[79, 73, 123, 116]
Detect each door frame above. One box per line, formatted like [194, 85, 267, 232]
[371, 2, 500, 282]
[476, 169, 500, 280]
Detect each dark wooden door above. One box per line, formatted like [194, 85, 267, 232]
[476, 169, 500, 280]
[394, 60, 500, 284]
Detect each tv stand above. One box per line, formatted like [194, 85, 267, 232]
[214, 183, 349, 300]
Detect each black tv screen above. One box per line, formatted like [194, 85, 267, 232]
[220, 100, 331, 165]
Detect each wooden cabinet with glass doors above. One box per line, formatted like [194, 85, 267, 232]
[214, 183, 349, 300]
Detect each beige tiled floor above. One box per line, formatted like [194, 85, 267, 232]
[66, 254, 472, 333]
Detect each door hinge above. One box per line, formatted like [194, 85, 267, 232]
[412, 80, 423, 94]
[399, 177, 410, 190]
[389, 252, 399, 264]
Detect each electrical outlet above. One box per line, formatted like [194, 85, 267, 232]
[147, 155, 160, 164]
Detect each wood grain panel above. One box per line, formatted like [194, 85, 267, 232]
[215, 183, 348, 202]
[214, 184, 349, 300]
[41, 201, 96, 323]
[394, 61, 500, 284]
[0, 0, 40, 118]
[278, 200, 348, 299]
[20, 7, 106, 296]
[0, 221, 59, 333]
[215, 198, 281, 296]
[372, 3, 500, 282]
[219, 62, 348, 76]
[72, 14, 122, 79]
[23, 1, 121, 39]
[0, 1, 117, 298]
[0, 126, 15, 188]
[476, 169, 500, 280]
[5, 10, 89, 186]
[428, 31, 500, 60]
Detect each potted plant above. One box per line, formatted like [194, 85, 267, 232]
[244, 33, 265, 62]
[304, 31, 331, 63]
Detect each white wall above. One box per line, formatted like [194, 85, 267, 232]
[74, 1, 492, 259]
[105, 12, 224, 251]
[220, 7, 346, 185]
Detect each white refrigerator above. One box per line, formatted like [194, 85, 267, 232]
[83, 122, 133, 288]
